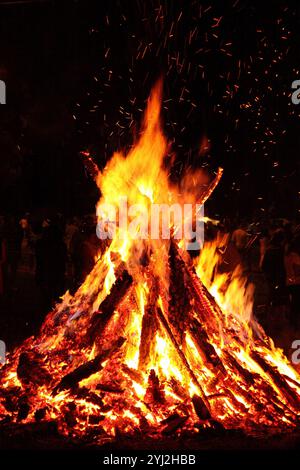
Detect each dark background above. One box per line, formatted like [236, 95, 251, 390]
[0, 0, 299, 220]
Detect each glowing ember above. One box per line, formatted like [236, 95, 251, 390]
[0, 82, 299, 444]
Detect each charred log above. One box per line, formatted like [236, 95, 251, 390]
[138, 278, 159, 371]
[251, 351, 300, 409]
[189, 318, 226, 374]
[17, 352, 52, 387]
[156, 306, 211, 412]
[161, 413, 188, 435]
[222, 351, 254, 385]
[168, 241, 190, 343]
[122, 365, 144, 385]
[17, 398, 30, 422]
[64, 402, 77, 428]
[53, 337, 125, 394]
[96, 384, 124, 394]
[192, 394, 211, 421]
[169, 377, 190, 401]
[75, 388, 104, 407]
[2, 387, 21, 412]
[88, 414, 106, 425]
[145, 369, 165, 404]
[87, 269, 133, 343]
[34, 408, 47, 422]
[180, 251, 222, 324]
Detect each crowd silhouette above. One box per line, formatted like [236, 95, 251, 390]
[0, 212, 299, 332]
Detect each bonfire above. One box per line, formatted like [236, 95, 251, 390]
[0, 81, 299, 445]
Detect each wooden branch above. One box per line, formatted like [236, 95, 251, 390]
[198, 168, 223, 205]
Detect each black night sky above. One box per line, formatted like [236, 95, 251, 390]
[0, 0, 300, 220]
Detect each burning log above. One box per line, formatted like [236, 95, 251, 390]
[189, 318, 226, 374]
[169, 377, 190, 401]
[96, 384, 124, 394]
[87, 269, 133, 343]
[221, 388, 248, 415]
[88, 414, 106, 425]
[75, 387, 104, 407]
[192, 394, 211, 421]
[224, 368, 298, 427]
[251, 351, 300, 409]
[138, 278, 159, 371]
[198, 168, 223, 205]
[17, 352, 52, 387]
[53, 337, 125, 394]
[161, 413, 188, 435]
[156, 306, 211, 412]
[34, 408, 47, 422]
[17, 398, 30, 422]
[168, 242, 190, 343]
[227, 379, 260, 409]
[283, 374, 300, 390]
[170, 240, 222, 326]
[179, 250, 221, 324]
[145, 369, 165, 404]
[64, 402, 77, 428]
[222, 351, 254, 385]
[1, 387, 21, 413]
[122, 365, 144, 385]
